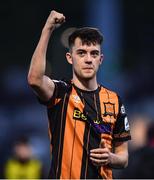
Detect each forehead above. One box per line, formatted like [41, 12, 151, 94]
[72, 37, 101, 51]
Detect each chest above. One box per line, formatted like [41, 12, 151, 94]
[69, 87, 119, 135]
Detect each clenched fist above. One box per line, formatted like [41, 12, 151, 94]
[44, 10, 65, 31]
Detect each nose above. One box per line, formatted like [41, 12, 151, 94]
[84, 54, 92, 63]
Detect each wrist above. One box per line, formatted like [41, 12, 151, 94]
[107, 152, 112, 167]
[42, 23, 55, 34]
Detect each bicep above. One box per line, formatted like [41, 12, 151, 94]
[32, 75, 55, 102]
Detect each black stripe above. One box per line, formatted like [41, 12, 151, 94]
[95, 89, 102, 121]
[80, 91, 101, 179]
[86, 92, 101, 178]
[48, 91, 71, 178]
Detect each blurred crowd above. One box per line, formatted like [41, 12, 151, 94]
[0, 67, 51, 178]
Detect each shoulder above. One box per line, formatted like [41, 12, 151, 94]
[52, 79, 73, 97]
[53, 79, 68, 87]
[53, 79, 72, 90]
[100, 85, 119, 99]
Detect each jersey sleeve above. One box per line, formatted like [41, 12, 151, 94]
[113, 96, 131, 142]
[38, 80, 69, 107]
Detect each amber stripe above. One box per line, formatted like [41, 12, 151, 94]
[60, 87, 85, 179]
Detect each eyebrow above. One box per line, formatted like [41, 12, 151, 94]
[76, 49, 86, 52]
[76, 49, 100, 53]
[90, 50, 100, 54]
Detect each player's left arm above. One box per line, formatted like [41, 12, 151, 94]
[109, 96, 130, 168]
[108, 141, 128, 168]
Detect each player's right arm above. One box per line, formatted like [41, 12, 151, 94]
[27, 10, 65, 101]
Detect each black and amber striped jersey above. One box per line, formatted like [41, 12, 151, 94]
[39, 80, 131, 179]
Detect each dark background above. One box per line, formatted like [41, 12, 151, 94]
[0, 0, 153, 178]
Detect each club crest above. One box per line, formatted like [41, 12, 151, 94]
[103, 102, 115, 118]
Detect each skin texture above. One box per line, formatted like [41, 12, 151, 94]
[28, 10, 129, 169]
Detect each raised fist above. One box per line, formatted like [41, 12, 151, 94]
[44, 10, 65, 30]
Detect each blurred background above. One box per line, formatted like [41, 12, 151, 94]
[0, 0, 153, 178]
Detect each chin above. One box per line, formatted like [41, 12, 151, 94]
[81, 74, 95, 80]
[74, 70, 96, 81]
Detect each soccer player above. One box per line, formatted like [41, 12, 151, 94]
[28, 10, 131, 179]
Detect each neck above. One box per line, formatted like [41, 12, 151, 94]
[72, 76, 98, 91]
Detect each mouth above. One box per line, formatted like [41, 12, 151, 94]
[82, 68, 94, 73]
[82, 67, 93, 70]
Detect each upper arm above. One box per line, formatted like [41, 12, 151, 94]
[114, 141, 128, 156]
[30, 75, 55, 102]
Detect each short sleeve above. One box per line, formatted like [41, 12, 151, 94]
[113, 96, 131, 142]
[38, 80, 69, 107]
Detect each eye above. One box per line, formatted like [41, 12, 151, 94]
[77, 51, 86, 57]
[91, 51, 99, 58]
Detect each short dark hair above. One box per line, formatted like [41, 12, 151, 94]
[14, 136, 29, 146]
[68, 27, 103, 50]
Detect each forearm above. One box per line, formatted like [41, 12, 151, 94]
[108, 151, 128, 169]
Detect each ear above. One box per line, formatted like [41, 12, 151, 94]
[99, 54, 104, 65]
[66, 52, 73, 65]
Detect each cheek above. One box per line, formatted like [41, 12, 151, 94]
[72, 57, 82, 67]
[94, 59, 101, 68]
[73, 62, 81, 72]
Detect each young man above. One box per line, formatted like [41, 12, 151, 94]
[28, 10, 131, 179]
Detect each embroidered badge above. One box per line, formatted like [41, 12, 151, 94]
[103, 102, 115, 118]
[72, 95, 81, 103]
